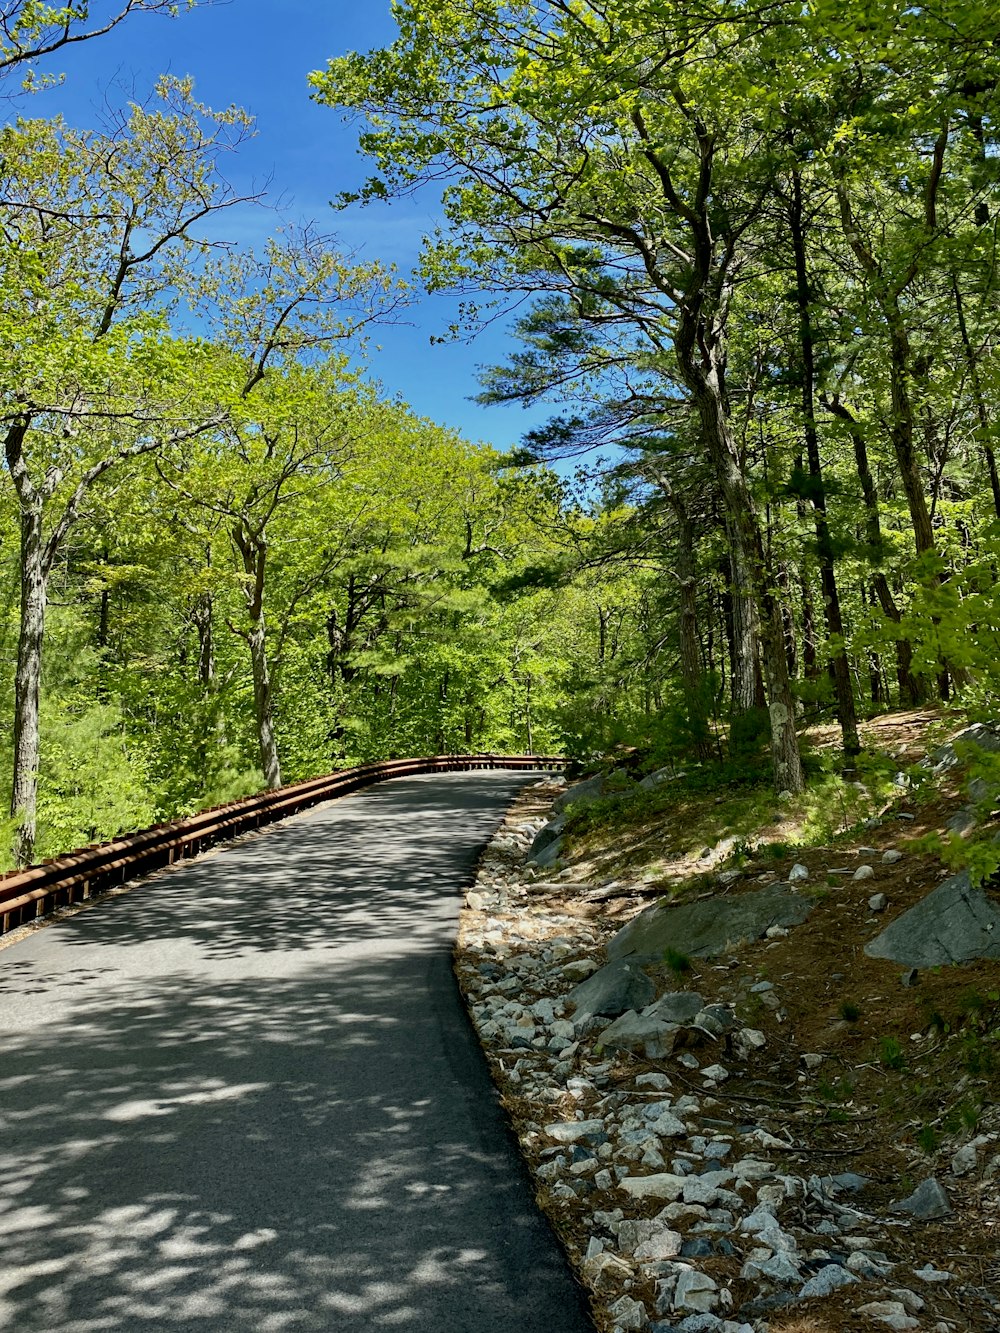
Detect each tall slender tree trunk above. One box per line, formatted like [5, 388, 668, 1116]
[666, 491, 712, 761]
[824, 398, 924, 704]
[682, 362, 804, 792]
[11, 505, 46, 866]
[951, 276, 1000, 519]
[726, 533, 766, 715]
[247, 616, 281, 789]
[233, 523, 282, 790]
[789, 169, 860, 755]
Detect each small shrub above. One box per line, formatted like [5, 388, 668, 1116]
[663, 946, 693, 977]
[839, 1000, 862, 1023]
[917, 1123, 941, 1155]
[879, 1035, 906, 1071]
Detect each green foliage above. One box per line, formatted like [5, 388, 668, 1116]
[917, 1124, 941, 1156]
[878, 1035, 907, 1072]
[728, 708, 772, 764]
[663, 947, 693, 977]
[839, 1001, 862, 1023]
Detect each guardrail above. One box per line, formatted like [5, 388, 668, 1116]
[0, 753, 565, 939]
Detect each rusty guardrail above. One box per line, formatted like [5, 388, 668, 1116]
[0, 753, 565, 938]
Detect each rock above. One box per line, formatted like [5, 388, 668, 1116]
[544, 1118, 608, 1146]
[695, 1004, 737, 1034]
[732, 1028, 766, 1059]
[798, 1264, 858, 1298]
[865, 870, 1000, 968]
[530, 835, 565, 868]
[853, 864, 875, 881]
[913, 1264, 953, 1283]
[607, 884, 813, 962]
[608, 1294, 648, 1330]
[732, 1157, 774, 1182]
[855, 1302, 919, 1331]
[765, 925, 789, 939]
[968, 776, 991, 802]
[582, 1250, 632, 1292]
[945, 806, 977, 836]
[701, 1064, 730, 1083]
[883, 849, 904, 864]
[803, 1052, 824, 1069]
[788, 863, 810, 883]
[674, 1320, 753, 1333]
[553, 771, 634, 813]
[635, 1230, 685, 1262]
[620, 1173, 687, 1202]
[643, 991, 704, 1024]
[930, 722, 1000, 773]
[888, 1289, 925, 1315]
[640, 766, 675, 791]
[890, 1176, 951, 1219]
[673, 1269, 718, 1313]
[869, 893, 889, 912]
[567, 959, 657, 1024]
[950, 1141, 980, 1176]
[636, 1073, 672, 1091]
[740, 1252, 802, 1284]
[598, 1011, 682, 1059]
[649, 1110, 688, 1138]
[562, 958, 599, 982]
[681, 1171, 734, 1206]
[526, 814, 567, 861]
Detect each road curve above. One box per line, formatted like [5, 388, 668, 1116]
[0, 772, 595, 1332]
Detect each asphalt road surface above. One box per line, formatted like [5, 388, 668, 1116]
[0, 772, 595, 1332]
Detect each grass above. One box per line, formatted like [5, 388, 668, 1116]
[663, 946, 693, 977]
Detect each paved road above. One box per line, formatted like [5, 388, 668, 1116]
[0, 773, 595, 1332]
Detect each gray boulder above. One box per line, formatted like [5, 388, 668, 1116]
[930, 722, 1000, 773]
[891, 1177, 951, 1220]
[552, 769, 634, 813]
[597, 1010, 682, 1059]
[798, 1265, 858, 1299]
[864, 870, 1000, 968]
[607, 884, 813, 962]
[566, 958, 656, 1024]
[529, 835, 565, 868]
[528, 815, 566, 859]
[643, 991, 705, 1024]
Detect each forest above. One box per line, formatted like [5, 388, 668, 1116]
[3, 0, 1000, 869]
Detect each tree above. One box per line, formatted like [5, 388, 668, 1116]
[0, 81, 255, 863]
[0, 1, 197, 88]
[313, 0, 809, 790]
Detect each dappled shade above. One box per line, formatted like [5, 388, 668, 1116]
[0, 774, 593, 1332]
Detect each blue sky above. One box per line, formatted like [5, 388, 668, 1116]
[17, 0, 555, 453]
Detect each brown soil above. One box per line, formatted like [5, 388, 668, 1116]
[456, 711, 1000, 1333]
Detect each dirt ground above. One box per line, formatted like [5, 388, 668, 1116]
[456, 711, 1000, 1333]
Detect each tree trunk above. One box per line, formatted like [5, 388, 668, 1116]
[951, 275, 1000, 520]
[233, 523, 282, 790]
[11, 504, 46, 866]
[247, 616, 281, 789]
[824, 397, 924, 704]
[788, 170, 860, 755]
[684, 368, 804, 793]
[726, 535, 766, 715]
[800, 567, 818, 680]
[667, 491, 712, 761]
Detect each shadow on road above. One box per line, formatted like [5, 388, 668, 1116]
[0, 774, 593, 1332]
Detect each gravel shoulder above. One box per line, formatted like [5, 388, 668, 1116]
[455, 776, 1000, 1333]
